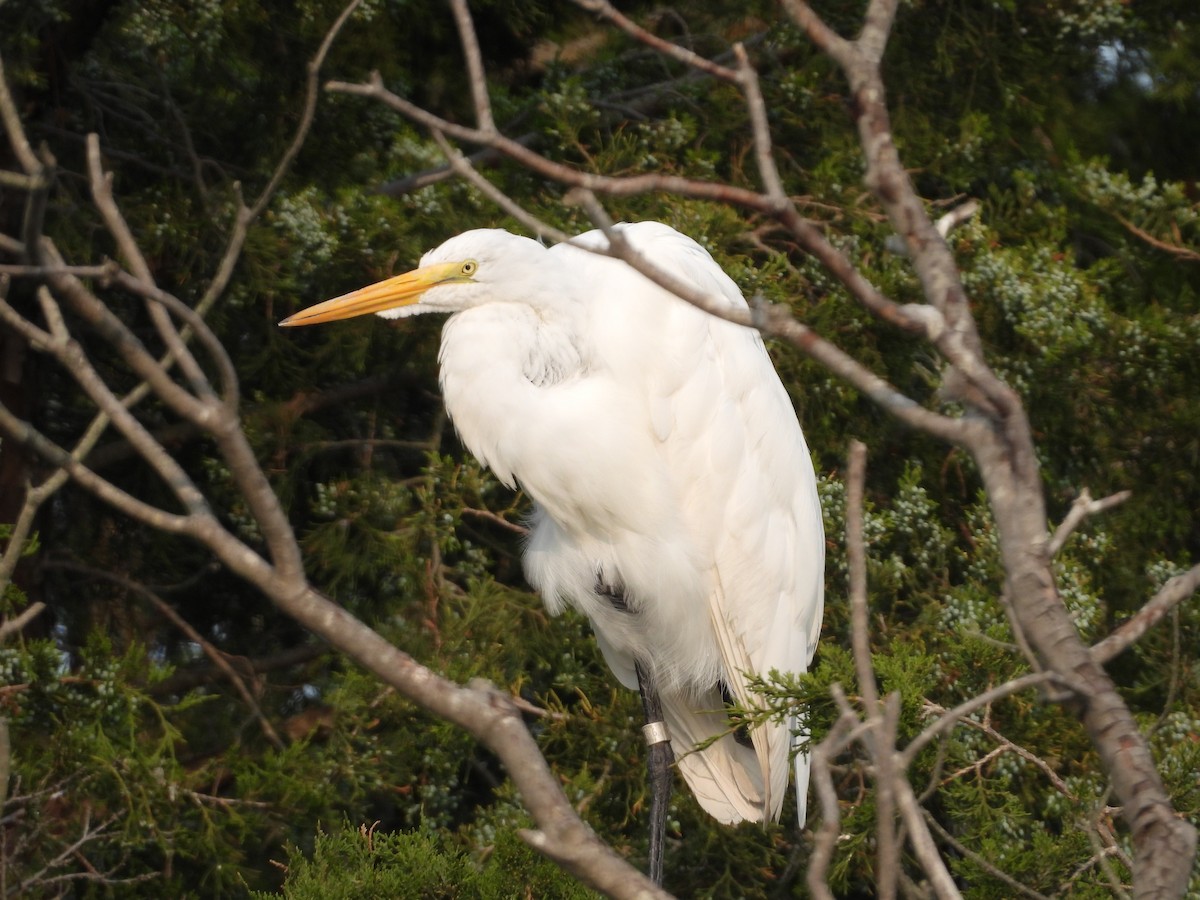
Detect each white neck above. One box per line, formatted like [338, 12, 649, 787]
[437, 303, 584, 488]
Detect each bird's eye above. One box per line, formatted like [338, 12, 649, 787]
[461, 260, 478, 277]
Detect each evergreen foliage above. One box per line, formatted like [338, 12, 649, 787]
[1, 0, 1197, 896]
[255, 821, 594, 899]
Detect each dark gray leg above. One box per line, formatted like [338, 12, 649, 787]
[594, 577, 674, 884]
[635, 660, 673, 886]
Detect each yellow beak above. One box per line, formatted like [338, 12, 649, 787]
[279, 260, 468, 326]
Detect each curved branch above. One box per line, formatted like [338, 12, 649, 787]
[903, 671, 1060, 764]
[1092, 564, 1200, 664]
[243, 0, 362, 225]
[50, 561, 285, 749]
[0, 402, 195, 535]
[86, 135, 212, 401]
[566, 189, 975, 445]
[36, 245, 216, 428]
[329, 74, 959, 352]
[570, 0, 738, 82]
[732, 44, 786, 202]
[447, 0, 494, 133]
[1048, 489, 1132, 557]
[107, 270, 240, 411]
[0, 601, 47, 642]
[0, 52, 42, 175]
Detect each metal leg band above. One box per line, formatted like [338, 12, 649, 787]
[642, 720, 671, 746]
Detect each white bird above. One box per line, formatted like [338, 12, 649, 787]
[282, 222, 824, 834]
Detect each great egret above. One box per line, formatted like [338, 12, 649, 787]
[282, 222, 824, 878]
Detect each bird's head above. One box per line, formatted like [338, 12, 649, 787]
[279, 229, 558, 327]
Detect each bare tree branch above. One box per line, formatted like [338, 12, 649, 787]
[904, 671, 1060, 764]
[846, 442, 879, 715]
[571, 0, 738, 81]
[447, 0, 495, 133]
[732, 44, 786, 203]
[5, 0, 1196, 894]
[777, 0, 853, 63]
[923, 810, 1052, 900]
[0, 601, 46, 643]
[0, 386, 194, 537]
[430, 133, 574, 243]
[85, 135, 212, 400]
[771, 3, 1199, 894]
[0, 54, 41, 175]
[333, 69, 998, 446]
[859, 0, 902, 64]
[1092, 563, 1200, 664]
[1048, 489, 1132, 557]
[806, 687, 870, 900]
[1, 286, 213, 518]
[326, 73, 961, 354]
[845, 441, 898, 900]
[49, 561, 285, 750]
[891, 758, 962, 900]
[935, 698, 1075, 798]
[566, 188, 977, 444]
[1113, 212, 1200, 263]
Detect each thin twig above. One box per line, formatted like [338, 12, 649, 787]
[806, 689, 870, 900]
[873, 695, 902, 900]
[933, 704, 1075, 798]
[51, 561, 285, 749]
[1048, 489, 1132, 557]
[892, 772, 963, 900]
[903, 671, 1059, 764]
[430, 132, 574, 244]
[732, 44, 786, 203]
[570, 0, 738, 81]
[378, 133, 538, 197]
[1149, 607, 1182, 738]
[0, 53, 41, 174]
[565, 187, 976, 444]
[846, 441, 878, 712]
[86, 135, 212, 400]
[934, 199, 980, 238]
[923, 810, 1052, 900]
[28, 247, 217, 427]
[0, 602, 47, 642]
[844, 440, 900, 895]
[1091, 562, 1200, 664]
[460, 507, 529, 535]
[1113, 213, 1200, 263]
[1078, 807, 1134, 898]
[448, 0, 494, 133]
